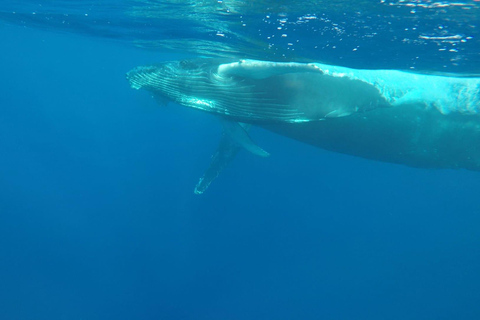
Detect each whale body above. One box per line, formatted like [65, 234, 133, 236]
[127, 59, 480, 193]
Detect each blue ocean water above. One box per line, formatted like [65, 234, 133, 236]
[1, 1, 480, 319]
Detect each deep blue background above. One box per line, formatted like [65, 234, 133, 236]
[1, 24, 480, 320]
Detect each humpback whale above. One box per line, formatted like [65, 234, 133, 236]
[127, 59, 480, 193]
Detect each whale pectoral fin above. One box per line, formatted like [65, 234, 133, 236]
[217, 59, 322, 80]
[194, 132, 241, 195]
[194, 120, 269, 194]
[222, 120, 270, 157]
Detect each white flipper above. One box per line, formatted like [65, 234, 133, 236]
[221, 119, 270, 157]
[217, 59, 322, 80]
[194, 120, 269, 194]
[194, 132, 241, 194]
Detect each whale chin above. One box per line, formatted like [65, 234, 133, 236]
[127, 59, 480, 193]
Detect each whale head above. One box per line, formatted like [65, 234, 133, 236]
[126, 59, 223, 115]
[126, 59, 322, 123]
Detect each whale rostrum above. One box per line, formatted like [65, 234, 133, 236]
[127, 59, 480, 193]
